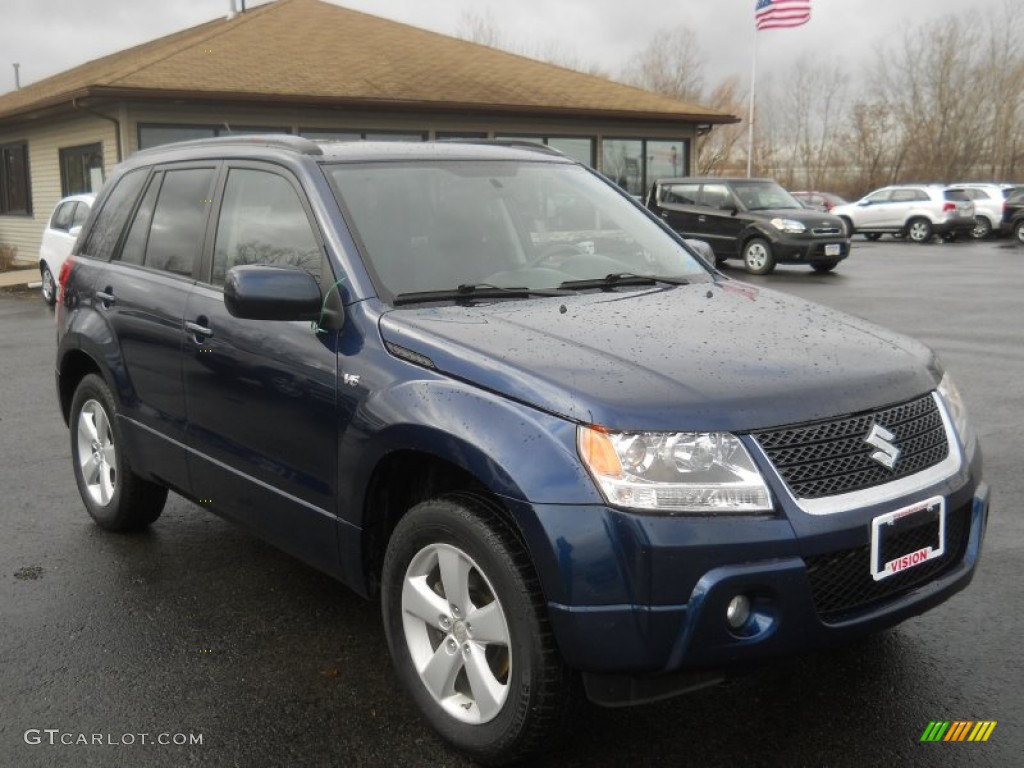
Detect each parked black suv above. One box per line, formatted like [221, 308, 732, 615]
[1000, 193, 1024, 244]
[646, 177, 849, 274]
[56, 136, 987, 766]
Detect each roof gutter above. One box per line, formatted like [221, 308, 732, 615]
[72, 98, 122, 162]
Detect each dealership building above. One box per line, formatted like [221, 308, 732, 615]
[0, 0, 736, 259]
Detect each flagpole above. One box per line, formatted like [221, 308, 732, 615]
[746, 25, 758, 178]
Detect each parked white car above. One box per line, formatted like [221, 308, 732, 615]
[38, 193, 93, 305]
[947, 183, 1010, 239]
[832, 185, 975, 244]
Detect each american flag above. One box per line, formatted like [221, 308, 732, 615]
[755, 0, 811, 31]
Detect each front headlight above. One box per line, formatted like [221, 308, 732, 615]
[769, 218, 806, 234]
[577, 427, 772, 513]
[937, 371, 972, 448]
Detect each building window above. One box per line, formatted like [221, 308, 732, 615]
[0, 142, 31, 215]
[299, 129, 427, 142]
[495, 134, 595, 167]
[60, 143, 104, 196]
[601, 138, 688, 197]
[137, 124, 291, 150]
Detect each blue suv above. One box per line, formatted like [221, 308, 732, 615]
[55, 136, 989, 765]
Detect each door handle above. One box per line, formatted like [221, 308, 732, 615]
[660, 211, 669, 219]
[698, 215, 707, 223]
[95, 288, 116, 308]
[185, 320, 214, 339]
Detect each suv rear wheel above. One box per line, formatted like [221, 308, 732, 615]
[971, 216, 992, 240]
[906, 218, 933, 244]
[70, 374, 167, 531]
[742, 238, 776, 275]
[381, 493, 575, 765]
[1014, 219, 1024, 245]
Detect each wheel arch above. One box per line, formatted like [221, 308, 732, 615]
[57, 349, 104, 426]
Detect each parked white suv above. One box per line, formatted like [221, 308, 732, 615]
[38, 193, 93, 304]
[832, 185, 975, 243]
[947, 183, 1009, 239]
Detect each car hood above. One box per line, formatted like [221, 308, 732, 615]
[377, 281, 939, 432]
[748, 209, 845, 228]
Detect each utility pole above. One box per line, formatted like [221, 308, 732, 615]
[12, 63, 20, 90]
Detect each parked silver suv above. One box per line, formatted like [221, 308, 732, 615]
[947, 183, 1009, 239]
[832, 185, 975, 243]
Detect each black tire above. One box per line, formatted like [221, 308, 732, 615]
[40, 264, 57, 306]
[906, 218, 933, 244]
[381, 493, 576, 766]
[863, 232, 882, 241]
[971, 216, 992, 240]
[742, 238, 776, 275]
[1014, 219, 1024, 245]
[812, 261, 838, 273]
[839, 217, 854, 236]
[69, 373, 167, 531]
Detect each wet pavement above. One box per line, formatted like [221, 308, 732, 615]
[0, 237, 1021, 766]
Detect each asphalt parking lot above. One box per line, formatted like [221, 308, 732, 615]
[1, 237, 1021, 767]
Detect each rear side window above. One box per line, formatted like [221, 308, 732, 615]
[659, 183, 699, 205]
[890, 189, 927, 203]
[71, 202, 90, 228]
[212, 168, 322, 285]
[50, 202, 75, 231]
[143, 168, 216, 277]
[80, 169, 148, 260]
[119, 174, 163, 267]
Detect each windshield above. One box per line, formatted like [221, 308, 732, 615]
[326, 160, 708, 302]
[732, 181, 804, 211]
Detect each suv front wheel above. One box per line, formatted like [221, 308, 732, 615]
[381, 493, 575, 765]
[906, 218, 933, 244]
[742, 238, 776, 275]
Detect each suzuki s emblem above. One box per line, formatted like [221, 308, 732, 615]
[865, 424, 900, 469]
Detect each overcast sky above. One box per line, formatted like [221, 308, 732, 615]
[0, 0, 1010, 97]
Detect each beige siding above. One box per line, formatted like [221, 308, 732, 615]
[0, 116, 116, 264]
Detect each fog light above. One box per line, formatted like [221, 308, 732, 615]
[726, 595, 751, 629]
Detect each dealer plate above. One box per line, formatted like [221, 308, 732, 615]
[824, 243, 841, 256]
[869, 496, 946, 582]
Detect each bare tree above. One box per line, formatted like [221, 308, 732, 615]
[622, 25, 705, 103]
[696, 77, 748, 175]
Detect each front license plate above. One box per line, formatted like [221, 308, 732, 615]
[870, 496, 946, 582]
[824, 243, 841, 256]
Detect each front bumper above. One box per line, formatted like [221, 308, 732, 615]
[769, 233, 850, 264]
[518, 450, 988, 705]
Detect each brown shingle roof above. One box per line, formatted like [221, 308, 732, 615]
[0, 0, 735, 124]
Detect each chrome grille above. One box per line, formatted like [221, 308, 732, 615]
[811, 226, 843, 236]
[753, 393, 949, 499]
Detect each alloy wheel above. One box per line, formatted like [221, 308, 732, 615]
[76, 399, 117, 506]
[400, 542, 511, 725]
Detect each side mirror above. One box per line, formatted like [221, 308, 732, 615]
[858, 200, 871, 207]
[685, 238, 715, 263]
[224, 265, 323, 322]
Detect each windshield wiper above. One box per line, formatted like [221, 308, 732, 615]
[392, 283, 569, 306]
[557, 273, 690, 291]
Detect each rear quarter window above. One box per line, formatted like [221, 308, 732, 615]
[80, 170, 149, 261]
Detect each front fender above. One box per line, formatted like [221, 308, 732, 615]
[345, 377, 600, 527]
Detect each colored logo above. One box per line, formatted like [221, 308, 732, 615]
[920, 721, 997, 742]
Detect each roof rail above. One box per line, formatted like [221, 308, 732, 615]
[439, 138, 565, 158]
[135, 133, 323, 157]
